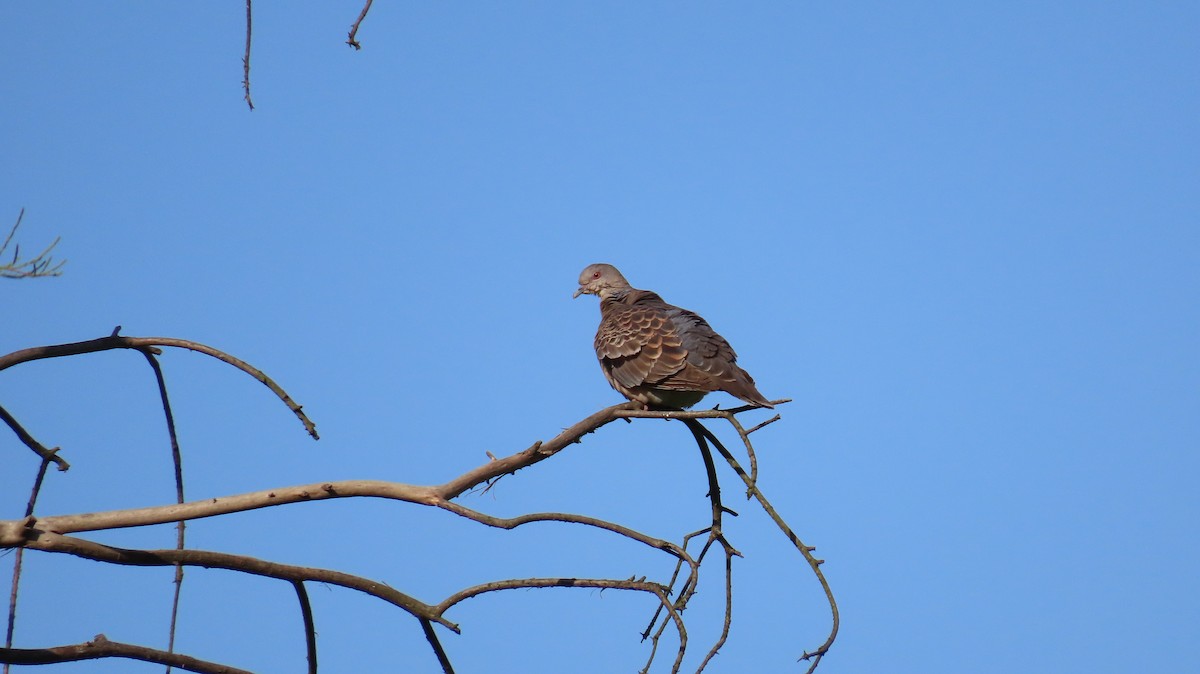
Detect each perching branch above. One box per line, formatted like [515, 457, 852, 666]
[1, 333, 833, 672]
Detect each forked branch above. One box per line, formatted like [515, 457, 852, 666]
[1, 333, 834, 672]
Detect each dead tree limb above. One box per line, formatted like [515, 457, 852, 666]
[347, 0, 375, 49]
[1, 333, 834, 672]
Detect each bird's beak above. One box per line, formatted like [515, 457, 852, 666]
[572, 287, 585, 299]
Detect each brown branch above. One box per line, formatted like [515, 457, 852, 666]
[3, 458, 52, 674]
[346, 0, 375, 50]
[690, 420, 839, 671]
[242, 0, 254, 110]
[16, 530, 456, 632]
[435, 577, 686, 673]
[449, 577, 666, 618]
[139, 350, 188, 665]
[436, 402, 639, 498]
[740, 412, 781, 485]
[293, 581, 317, 674]
[0, 335, 317, 439]
[0, 396, 823, 671]
[0, 404, 69, 471]
[436, 501, 697, 571]
[640, 526, 709, 642]
[681, 419, 740, 673]
[19, 480, 435, 535]
[420, 618, 454, 674]
[0, 634, 251, 674]
[697, 548, 734, 673]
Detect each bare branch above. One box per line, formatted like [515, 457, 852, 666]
[293, 581, 317, 674]
[0, 335, 318, 439]
[4, 458, 53, 674]
[138, 350, 188, 666]
[435, 577, 686, 673]
[681, 419, 739, 673]
[0, 634, 251, 674]
[0, 209, 65, 280]
[16, 529, 456, 632]
[419, 618, 454, 674]
[0, 332, 829, 673]
[0, 404, 70, 471]
[436, 501, 697, 569]
[347, 0, 375, 50]
[242, 0, 255, 110]
[690, 420, 840, 670]
[20, 480, 433, 535]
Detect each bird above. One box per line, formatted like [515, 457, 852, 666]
[573, 263, 773, 410]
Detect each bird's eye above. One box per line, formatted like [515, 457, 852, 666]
[592, 271, 601, 279]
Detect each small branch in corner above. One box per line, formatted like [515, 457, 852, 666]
[242, 0, 255, 110]
[347, 0, 375, 50]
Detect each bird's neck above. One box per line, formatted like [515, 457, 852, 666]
[599, 286, 635, 303]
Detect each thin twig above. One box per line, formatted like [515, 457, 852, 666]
[293, 581, 317, 674]
[419, 618, 454, 674]
[741, 413, 781, 486]
[682, 419, 742, 673]
[139, 351, 187, 670]
[693, 421, 839, 671]
[0, 404, 69, 471]
[0, 210, 20, 257]
[0, 335, 318, 439]
[0, 209, 65, 279]
[242, 0, 254, 110]
[640, 527, 709, 642]
[3, 459, 52, 674]
[696, 548, 735, 673]
[346, 0, 375, 49]
[436, 577, 687, 674]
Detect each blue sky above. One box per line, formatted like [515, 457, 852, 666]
[2, 2, 1197, 673]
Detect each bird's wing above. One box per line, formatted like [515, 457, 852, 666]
[595, 294, 690, 390]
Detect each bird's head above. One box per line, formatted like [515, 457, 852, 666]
[574, 263, 631, 300]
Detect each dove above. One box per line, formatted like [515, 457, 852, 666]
[574, 263, 773, 409]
